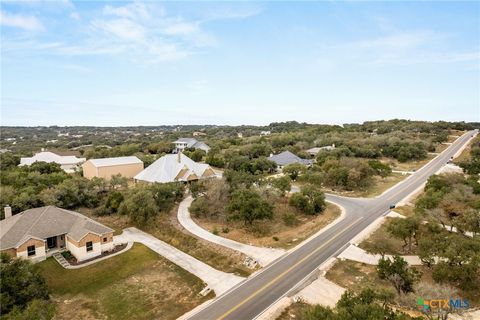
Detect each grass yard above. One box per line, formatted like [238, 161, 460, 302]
[37, 244, 212, 320]
[194, 200, 341, 249]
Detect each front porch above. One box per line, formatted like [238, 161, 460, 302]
[45, 234, 67, 258]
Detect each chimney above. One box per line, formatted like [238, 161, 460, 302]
[177, 152, 181, 163]
[4, 206, 12, 219]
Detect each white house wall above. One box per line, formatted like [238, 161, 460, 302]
[17, 245, 47, 262]
[66, 240, 101, 262]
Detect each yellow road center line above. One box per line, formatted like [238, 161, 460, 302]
[218, 216, 364, 320]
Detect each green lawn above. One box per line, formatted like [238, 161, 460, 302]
[37, 244, 212, 320]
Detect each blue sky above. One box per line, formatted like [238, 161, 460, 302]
[1, 1, 479, 126]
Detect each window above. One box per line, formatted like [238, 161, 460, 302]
[27, 245, 36, 256]
[103, 237, 107, 242]
[86, 241, 93, 252]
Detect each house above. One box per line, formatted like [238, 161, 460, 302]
[0, 206, 114, 263]
[134, 153, 216, 184]
[19, 151, 86, 173]
[260, 131, 271, 136]
[82, 156, 144, 180]
[193, 131, 207, 137]
[307, 144, 336, 156]
[268, 151, 313, 169]
[173, 138, 210, 153]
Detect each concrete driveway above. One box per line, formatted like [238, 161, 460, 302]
[114, 227, 244, 295]
[177, 196, 285, 266]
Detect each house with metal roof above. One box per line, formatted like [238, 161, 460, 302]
[19, 151, 86, 173]
[134, 153, 216, 184]
[173, 138, 210, 153]
[82, 156, 144, 180]
[306, 144, 336, 156]
[0, 206, 114, 263]
[268, 151, 313, 169]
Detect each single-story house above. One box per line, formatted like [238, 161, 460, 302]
[19, 151, 86, 173]
[173, 138, 210, 153]
[306, 144, 336, 156]
[0, 206, 114, 263]
[134, 153, 216, 183]
[268, 151, 313, 169]
[193, 131, 207, 137]
[82, 156, 144, 180]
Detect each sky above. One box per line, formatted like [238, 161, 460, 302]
[1, 1, 479, 126]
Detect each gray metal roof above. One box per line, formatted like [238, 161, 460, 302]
[173, 138, 210, 151]
[268, 151, 313, 166]
[134, 153, 213, 183]
[0, 206, 113, 250]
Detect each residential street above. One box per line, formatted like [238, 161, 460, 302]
[188, 130, 477, 320]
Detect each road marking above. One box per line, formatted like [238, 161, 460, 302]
[217, 216, 364, 320]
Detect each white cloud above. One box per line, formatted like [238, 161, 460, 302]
[1, 2, 261, 64]
[92, 18, 146, 41]
[354, 31, 435, 50]
[103, 3, 152, 20]
[162, 21, 199, 35]
[0, 10, 44, 31]
[70, 12, 80, 20]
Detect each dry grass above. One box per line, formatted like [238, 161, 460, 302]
[79, 206, 253, 277]
[386, 154, 436, 172]
[323, 172, 407, 198]
[325, 259, 479, 317]
[38, 244, 212, 320]
[194, 199, 341, 249]
[358, 217, 417, 255]
[393, 205, 416, 217]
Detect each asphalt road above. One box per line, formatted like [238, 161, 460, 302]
[188, 130, 477, 320]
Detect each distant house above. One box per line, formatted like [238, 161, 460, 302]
[134, 153, 216, 184]
[306, 144, 336, 156]
[0, 206, 114, 263]
[193, 131, 207, 137]
[237, 132, 243, 138]
[19, 151, 86, 173]
[260, 131, 271, 136]
[82, 156, 144, 180]
[268, 151, 313, 169]
[173, 138, 210, 153]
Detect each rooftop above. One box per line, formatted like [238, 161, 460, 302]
[87, 156, 143, 167]
[0, 206, 114, 250]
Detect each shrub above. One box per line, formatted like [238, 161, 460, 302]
[189, 197, 209, 218]
[282, 212, 298, 226]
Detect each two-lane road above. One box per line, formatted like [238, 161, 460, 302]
[189, 130, 477, 320]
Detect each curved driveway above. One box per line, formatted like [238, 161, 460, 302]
[178, 196, 285, 266]
[187, 130, 477, 320]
